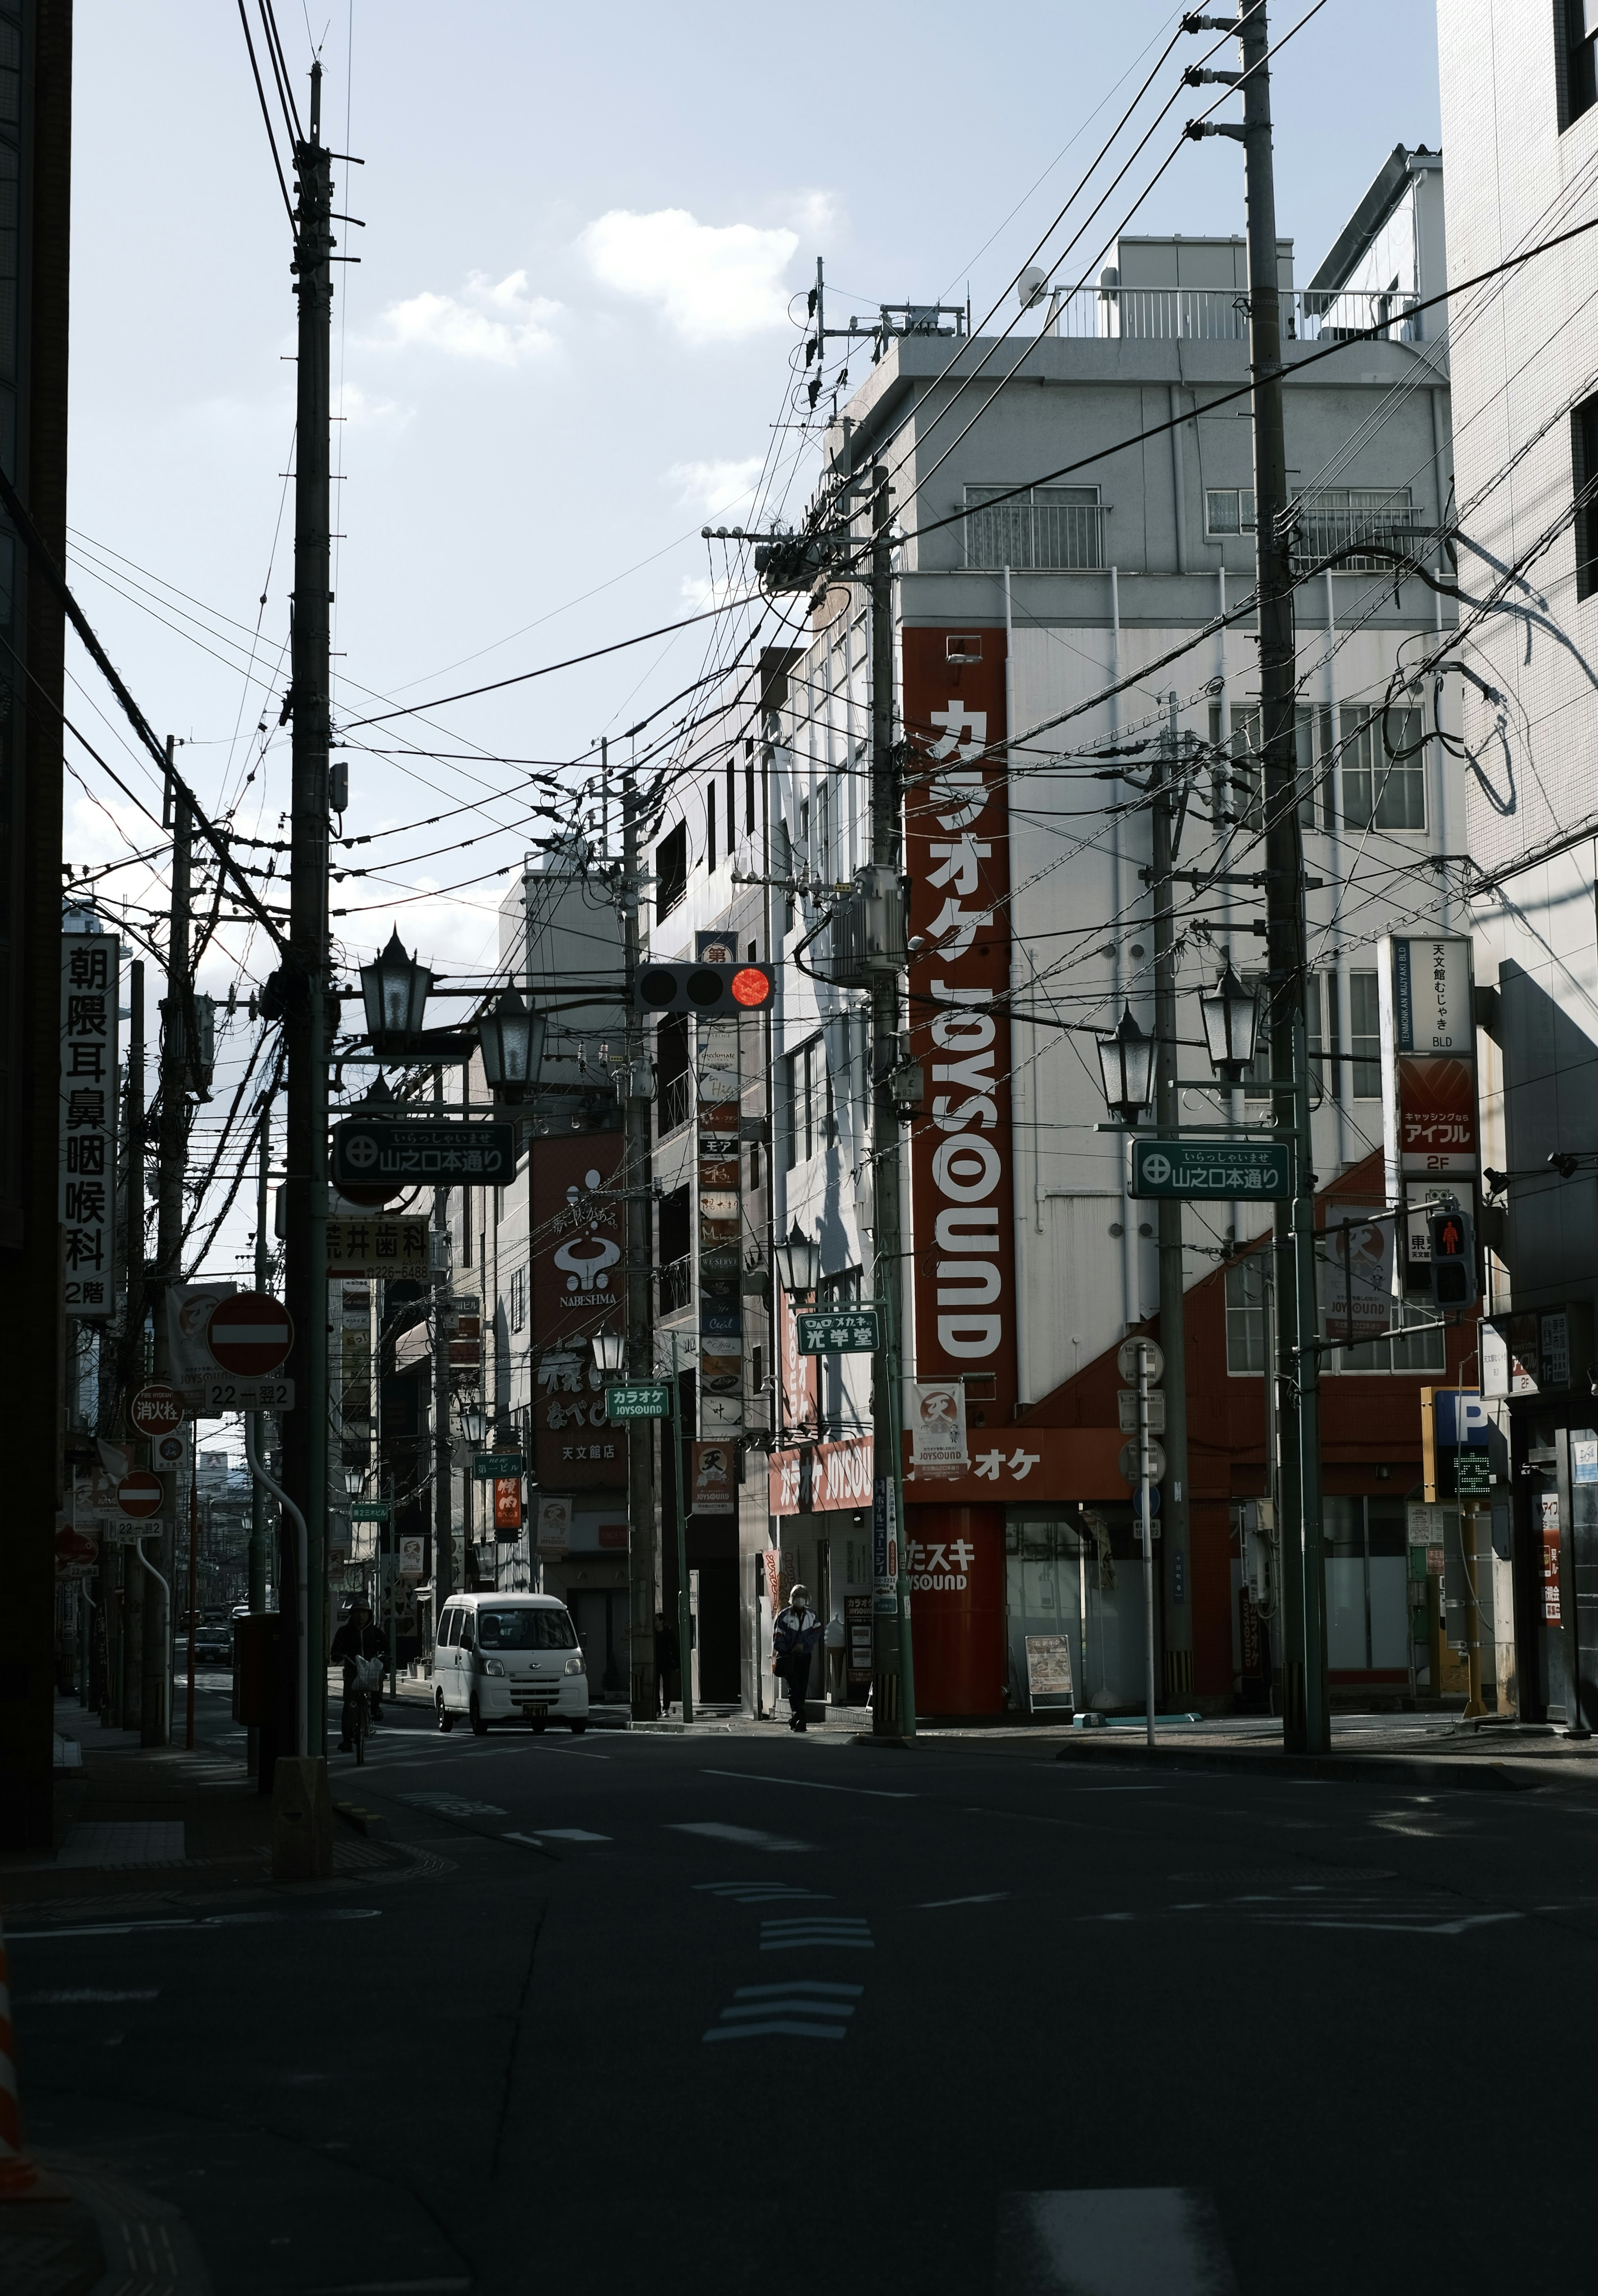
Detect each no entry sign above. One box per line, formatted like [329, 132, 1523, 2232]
[116, 1470, 163, 1519]
[207, 1291, 293, 1377]
[130, 1383, 186, 1438]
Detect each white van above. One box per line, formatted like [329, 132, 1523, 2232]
[432, 1594, 590, 1736]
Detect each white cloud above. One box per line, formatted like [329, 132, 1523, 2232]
[578, 209, 799, 342]
[338, 381, 414, 430]
[378, 270, 561, 365]
[665, 455, 765, 516]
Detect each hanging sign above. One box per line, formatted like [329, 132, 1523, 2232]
[909, 1379, 968, 1475]
[60, 929, 120, 1317]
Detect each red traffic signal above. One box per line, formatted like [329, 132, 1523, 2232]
[1427, 1203, 1477, 1312]
[635, 961, 774, 1016]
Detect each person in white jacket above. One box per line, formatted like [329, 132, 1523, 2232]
[771, 1584, 820, 1732]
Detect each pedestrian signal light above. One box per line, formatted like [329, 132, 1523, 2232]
[634, 961, 775, 1016]
[1427, 1203, 1477, 1312]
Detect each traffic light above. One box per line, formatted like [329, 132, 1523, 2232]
[633, 961, 775, 1016]
[1428, 1203, 1477, 1311]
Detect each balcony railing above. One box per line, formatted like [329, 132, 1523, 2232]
[658, 1253, 693, 1315]
[658, 1070, 693, 1139]
[1039, 285, 1428, 346]
[965, 497, 1105, 572]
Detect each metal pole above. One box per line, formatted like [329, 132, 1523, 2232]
[1153, 692, 1190, 1701]
[867, 461, 913, 1738]
[432, 1064, 452, 1621]
[184, 1449, 199, 1751]
[281, 61, 334, 1761]
[671, 1330, 693, 1724]
[622, 753, 659, 1720]
[1139, 1340, 1156, 1746]
[147, 743, 191, 1749]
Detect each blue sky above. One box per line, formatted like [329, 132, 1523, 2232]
[62, 0, 1442, 1274]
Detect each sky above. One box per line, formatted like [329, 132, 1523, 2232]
[62, 0, 1442, 1278]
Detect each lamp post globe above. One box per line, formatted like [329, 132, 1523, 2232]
[1198, 962, 1260, 1084]
[1096, 1004, 1154, 1125]
[774, 1220, 820, 1298]
[591, 1329, 625, 1375]
[361, 928, 433, 1047]
[457, 1400, 488, 1449]
[479, 986, 544, 1096]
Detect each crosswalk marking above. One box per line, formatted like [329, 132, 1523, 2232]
[669, 1821, 814, 1853]
[695, 1881, 832, 1906]
[995, 2188, 1238, 2293]
[703, 1980, 864, 2045]
[759, 1916, 873, 1951]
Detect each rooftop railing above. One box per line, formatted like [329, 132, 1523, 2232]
[1038, 285, 1428, 345]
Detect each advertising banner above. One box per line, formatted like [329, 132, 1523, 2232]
[529, 1134, 628, 1492]
[902, 629, 1017, 1421]
[1320, 1206, 1395, 1343]
[1380, 934, 1478, 1194]
[910, 1379, 969, 1475]
[690, 1441, 736, 1516]
[60, 930, 120, 1317]
[697, 1013, 744, 1426]
[537, 1496, 573, 1556]
[493, 1477, 523, 1533]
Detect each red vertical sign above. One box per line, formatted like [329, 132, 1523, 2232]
[902, 629, 1017, 1422]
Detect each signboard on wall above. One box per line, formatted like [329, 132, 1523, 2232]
[690, 1441, 735, 1516]
[1380, 934, 1478, 1200]
[902, 628, 1017, 1424]
[1320, 1207, 1395, 1343]
[529, 1135, 628, 1491]
[60, 930, 120, 1317]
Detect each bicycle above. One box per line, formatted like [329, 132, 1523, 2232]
[345, 1654, 383, 1764]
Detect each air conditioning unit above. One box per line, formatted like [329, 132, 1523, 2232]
[824, 865, 906, 985]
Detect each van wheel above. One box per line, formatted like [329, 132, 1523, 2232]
[469, 1696, 488, 1738]
[436, 1691, 454, 1734]
[530, 1718, 546, 1734]
[570, 1721, 587, 1736]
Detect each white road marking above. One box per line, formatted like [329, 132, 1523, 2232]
[699, 1767, 915, 1800]
[695, 1882, 831, 1905]
[396, 1793, 507, 1818]
[8, 1909, 381, 1941]
[996, 2187, 1238, 2292]
[919, 1892, 1012, 1908]
[21, 1988, 160, 2003]
[702, 1979, 862, 2044]
[759, 1917, 873, 1951]
[669, 1821, 814, 1853]
[532, 1828, 611, 1842]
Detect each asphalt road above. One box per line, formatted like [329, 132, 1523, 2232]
[17, 1687, 1598, 2294]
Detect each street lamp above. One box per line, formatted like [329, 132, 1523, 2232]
[457, 1400, 488, 1448]
[1198, 962, 1260, 1084]
[591, 1329, 625, 1375]
[773, 1220, 820, 1298]
[360, 928, 433, 1048]
[1095, 1004, 1154, 1124]
[342, 1464, 366, 1498]
[478, 986, 545, 1098]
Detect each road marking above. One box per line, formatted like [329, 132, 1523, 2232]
[7, 1909, 382, 1941]
[700, 1767, 915, 1799]
[703, 1980, 863, 2044]
[396, 1793, 507, 1818]
[695, 1881, 831, 1905]
[996, 2187, 1238, 2292]
[21, 1988, 160, 2003]
[669, 1822, 814, 1853]
[532, 1828, 611, 1842]
[305, 2281, 474, 2293]
[759, 1917, 873, 1951]
[919, 1892, 1012, 1908]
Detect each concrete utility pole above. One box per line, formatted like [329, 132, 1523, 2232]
[146, 741, 192, 1748]
[111, 957, 146, 1727]
[432, 1065, 453, 1620]
[867, 463, 915, 1740]
[280, 62, 335, 1759]
[621, 752, 659, 1719]
[1152, 693, 1191, 1698]
[1189, 0, 1328, 1751]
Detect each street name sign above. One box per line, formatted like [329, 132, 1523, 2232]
[1130, 1138, 1290, 1200]
[604, 1381, 670, 1421]
[797, 1307, 880, 1354]
[471, 1453, 525, 1480]
[130, 1383, 186, 1438]
[350, 1501, 390, 1523]
[332, 1118, 516, 1188]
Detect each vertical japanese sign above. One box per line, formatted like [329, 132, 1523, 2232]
[1379, 934, 1477, 1202]
[696, 997, 743, 1437]
[902, 630, 1017, 1419]
[60, 931, 120, 1317]
[529, 1132, 627, 1491]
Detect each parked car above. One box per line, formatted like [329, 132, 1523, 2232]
[191, 1622, 233, 1667]
[432, 1594, 589, 1736]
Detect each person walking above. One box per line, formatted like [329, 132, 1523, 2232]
[653, 1609, 680, 1718]
[772, 1583, 820, 1732]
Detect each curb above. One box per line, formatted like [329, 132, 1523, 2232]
[1049, 1740, 1550, 1792]
[333, 1799, 385, 1837]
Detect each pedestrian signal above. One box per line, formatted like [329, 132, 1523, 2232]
[1427, 1204, 1477, 1312]
[634, 962, 775, 1016]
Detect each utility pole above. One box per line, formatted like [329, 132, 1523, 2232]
[867, 463, 915, 1740]
[147, 739, 191, 1748]
[280, 61, 334, 1760]
[111, 957, 145, 1727]
[1188, 2, 1327, 1752]
[247, 1112, 269, 1778]
[1153, 693, 1191, 1700]
[620, 748, 659, 1719]
[432, 1065, 452, 1621]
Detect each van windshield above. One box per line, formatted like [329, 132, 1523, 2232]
[476, 1607, 576, 1651]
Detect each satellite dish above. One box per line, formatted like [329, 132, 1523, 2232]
[1018, 264, 1048, 310]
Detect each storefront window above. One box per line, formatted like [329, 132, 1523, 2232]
[1007, 1512, 1149, 1713]
[1323, 1496, 1409, 1671]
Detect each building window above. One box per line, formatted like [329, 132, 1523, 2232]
[1330, 1297, 1446, 1374]
[1565, 0, 1598, 128]
[656, 820, 687, 920]
[817, 1265, 862, 1307]
[1574, 393, 1598, 598]
[1211, 702, 1331, 831]
[1324, 1497, 1409, 1671]
[705, 783, 716, 875]
[509, 1265, 526, 1332]
[1205, 487, 1256, 536]
[963, 484, 1103, 570]
[745, 749, 757, 835]
[784, 1035, 826, 1168]
[1225, 1252, 1268, 1373]
[1340, 705, 1424, 831]
[1348, 971, 1381, 1098]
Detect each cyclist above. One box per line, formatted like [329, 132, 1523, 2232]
[331, 1596, 388, 1753]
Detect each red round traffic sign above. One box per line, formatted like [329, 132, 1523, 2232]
[116, 1470, 163, 1520]
[130, 1382, 186, 1439]
[207, 1291, 294, 1377]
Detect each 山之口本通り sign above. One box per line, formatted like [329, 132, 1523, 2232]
[1130, 1139, 1291, 1199]
[331, 1118, 516, 1188]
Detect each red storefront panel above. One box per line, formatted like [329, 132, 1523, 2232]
[906, 1502, 1006, 1716]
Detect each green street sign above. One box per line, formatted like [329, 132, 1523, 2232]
[471, 1453, 525, 1480]
[796, 1307, 880, 1355]
[1454, 1454, 1491, 1495]
[1130, 1138, 1291, 1200]
[605, 1381, 671, 1421]
[350, 1501, 389, 1523]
